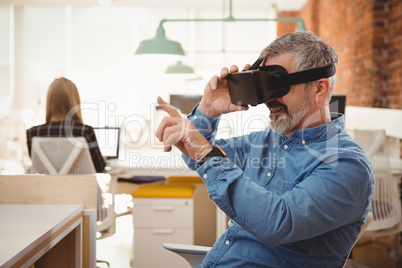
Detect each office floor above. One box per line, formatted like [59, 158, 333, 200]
[96, 194, 134, 268]
[97, 213, 133, 268]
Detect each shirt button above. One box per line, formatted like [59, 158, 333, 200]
[225, 240, 230, 245]
[194, 116, 197, 120]
[267, 172, 272, 177]
[284, 145, 289, 149]
[203, 174, 208, 179]
[302, 140, 306, 145]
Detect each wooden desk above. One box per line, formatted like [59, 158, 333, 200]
[0, 204, 83, 268]
[0, 175, 97, 268]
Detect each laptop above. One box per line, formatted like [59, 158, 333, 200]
[169, 94, 203, 115]
[329, 94, 346, 115]
[93, 127, 120, 159]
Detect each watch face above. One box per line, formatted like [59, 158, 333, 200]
[206, 146, 225, 159]
[215, 144, 226, 156]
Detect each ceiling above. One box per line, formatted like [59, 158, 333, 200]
[0, 0, 308, 12]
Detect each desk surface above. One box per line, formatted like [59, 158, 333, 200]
[0, 204, 83, 268]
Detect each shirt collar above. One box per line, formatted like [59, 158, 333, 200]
[281, 113, 345, 144]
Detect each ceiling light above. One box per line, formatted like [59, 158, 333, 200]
[134, 0, 306, 56]
[134, 24, 185, 56]
[165, 61, 194, 74]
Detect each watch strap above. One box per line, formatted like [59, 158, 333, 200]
[198, 145, 226, 167]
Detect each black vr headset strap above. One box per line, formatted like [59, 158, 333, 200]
[286, 64, 336, 86]
[249, 57, 264, 70]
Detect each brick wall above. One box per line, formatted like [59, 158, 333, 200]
[277, 0, 402, 109]
[387, 0, 402, 109]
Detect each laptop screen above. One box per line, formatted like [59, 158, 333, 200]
[170, 94, 203, 115]
[93, 127, 120, 159]
[329, 94, 346, 115]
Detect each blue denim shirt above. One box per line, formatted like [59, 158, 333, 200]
[184, 106, 374, 268]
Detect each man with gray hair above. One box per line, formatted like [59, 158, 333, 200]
[156, 31, 374, 267]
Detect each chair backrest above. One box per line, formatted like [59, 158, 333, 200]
[30, 136, 96, 175]
[342, 212, 373, 268]
[30, 136, 110, 225]
[349, 129, 401, 231]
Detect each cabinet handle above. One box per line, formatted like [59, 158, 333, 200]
[152, 206, 174, 211]
[152, 229, 174, 234]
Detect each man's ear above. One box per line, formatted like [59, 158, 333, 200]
[314, 78, 331, 105]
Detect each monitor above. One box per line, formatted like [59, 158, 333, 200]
[329, 94, 346, 115]
[169, 94, 203, 115]
[93, 127, 120, 159]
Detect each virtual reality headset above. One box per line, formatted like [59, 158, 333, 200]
[226, 57, 336, 106]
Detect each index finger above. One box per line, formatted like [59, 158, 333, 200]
[157, 96, 182, 118]
[219, 67, 230, 80]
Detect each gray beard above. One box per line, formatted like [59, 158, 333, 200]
[269, 91, 310, 134]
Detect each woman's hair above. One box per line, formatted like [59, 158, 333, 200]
[260, 31, 340, 99]
[45, 77, 83, 123]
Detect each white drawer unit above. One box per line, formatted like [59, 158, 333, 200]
[132, 185, 196, 268]
[134, 199, 194, 229]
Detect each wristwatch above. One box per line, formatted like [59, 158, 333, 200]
[197, 144, 226, 167]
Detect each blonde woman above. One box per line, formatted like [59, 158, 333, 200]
[26, 77, 105, 172]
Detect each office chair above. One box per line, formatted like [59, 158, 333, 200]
[163, 212, 373, 268]
[30, 136, 109, 222]
[163, 243, 210, 268]
[350, 129, 401, 261]
[30, 136, 97, 175]
[30, 136, 115, 267]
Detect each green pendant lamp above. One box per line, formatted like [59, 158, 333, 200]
[134, 0, 306, 56]
[295, 20, 306, 32]
[165, 61, 194, 74]
[135, 24, 185, 56]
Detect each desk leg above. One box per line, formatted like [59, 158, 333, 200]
[75, 220, 83, 267]
[83, 210, 96, 268]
